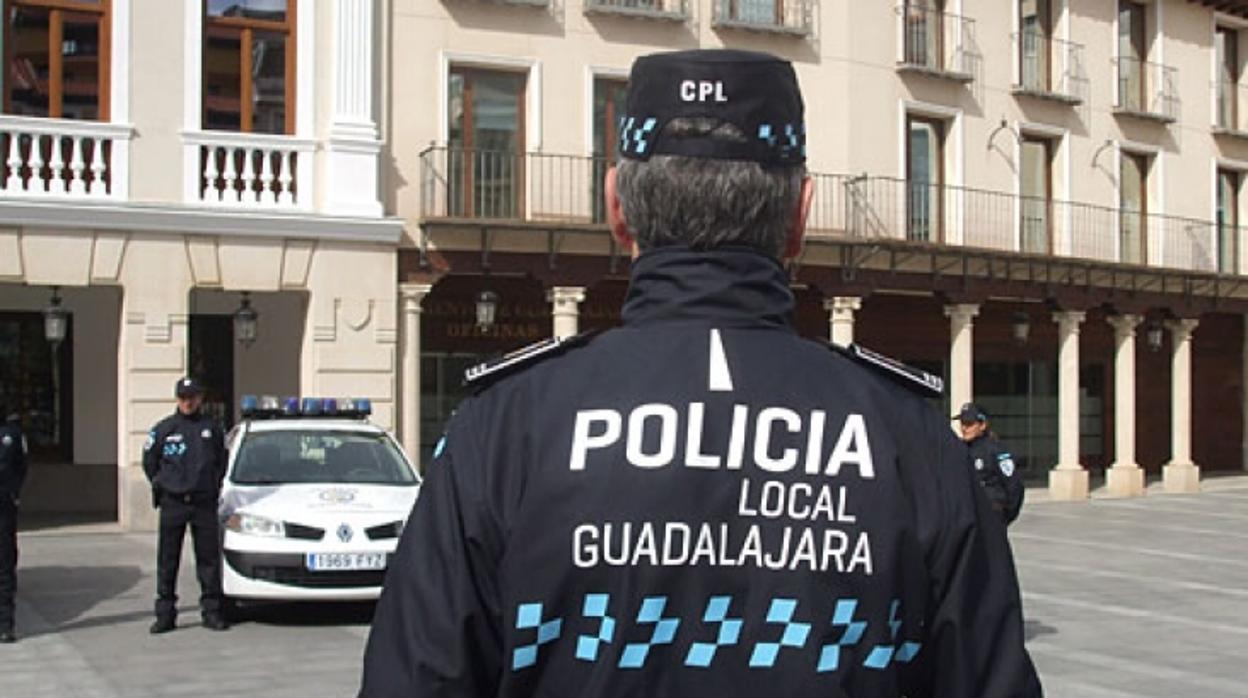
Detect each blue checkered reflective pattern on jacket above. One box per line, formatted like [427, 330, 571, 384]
[508, 594, 922, 673]
[684, 596, 742, 668]
[619, 597, 680, 669]
[513, 603, 563, 670]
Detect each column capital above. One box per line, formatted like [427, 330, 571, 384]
[1107, 313, 1143, 337]
[399, 283, 434, 312]
[1052, 309, 1086, 328]
[547, 286, 587, 306]
[1165, 317, 1200, 343]
[943, 303, 980, 321]
[824, 296, 862, 313]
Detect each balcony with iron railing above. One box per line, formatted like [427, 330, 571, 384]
[1012, 31, 1088, 105]
[895, 4, 975, 82]
[419, 146, 1241, 277]
[585, 0, 688, 21]
[1114, 56, 1179, 123]
[0, 115, 133, 202]
[711, 0, 812, 36]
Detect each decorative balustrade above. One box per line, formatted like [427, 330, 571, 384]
[184, 131, 315, 210]
[1114, 56, 1179, 122]
[419, 146, 1235, 277]
[0, 116, 131, 200]
[1013, 30, 1088, 104]
[896, 4, 976, 80]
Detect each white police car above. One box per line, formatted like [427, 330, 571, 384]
[220, 396, 420, 606]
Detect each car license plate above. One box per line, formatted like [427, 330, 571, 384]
[305, 552, 386, 571]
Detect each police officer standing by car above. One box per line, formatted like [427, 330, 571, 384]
[143, 377, 228, 634]
[0, 408, 27, 644]
[362, 49, 1041, 697]
[955, 403, 1026, 527]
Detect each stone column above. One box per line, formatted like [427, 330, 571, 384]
[1050, 310, 1089, 501]
[1164, 318, 1201, 493]
[548, 286, 587, 339]
[399, 283, 433, 467]
[326, 0, 383, 216]
[1106, 314, 1144, 497]
[116, 238, 193, 531]
[1243, 313, 1248, 471]
[944, 304, 979, 418]
[825, 296, 862, 347]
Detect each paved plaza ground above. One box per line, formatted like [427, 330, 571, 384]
[2, 476, 1247, 697]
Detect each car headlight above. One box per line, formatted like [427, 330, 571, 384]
[225, 513, 285, 538]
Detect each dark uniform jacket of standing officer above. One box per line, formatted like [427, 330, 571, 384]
[361, 248, 1043, 697]
[143, 411, 226, 498]
[0, 418, 25, 500]
[967, 433, 1025, 526]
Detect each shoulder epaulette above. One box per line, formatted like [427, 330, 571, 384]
[463, 331, 598, 388]
[828, 342, 944, 398]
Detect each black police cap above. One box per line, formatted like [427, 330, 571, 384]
[953, 402, 988, 423]
[619, 49, 805, 167]
[175, 377, 204, 398]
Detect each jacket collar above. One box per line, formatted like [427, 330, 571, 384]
[621, 246, 795, 330]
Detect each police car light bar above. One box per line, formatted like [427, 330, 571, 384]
[240, 395, 372, 419]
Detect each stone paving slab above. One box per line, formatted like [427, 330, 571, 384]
[1, 476, 1246, 696]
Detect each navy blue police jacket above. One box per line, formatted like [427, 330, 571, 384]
[967, 433, 1025, 526]
[142, 411, 226, 496]
[361, 247, 1042, 698]
[0, 420, 27, 497]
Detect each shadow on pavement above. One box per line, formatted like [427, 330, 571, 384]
[232, 600, 377, 628]
[17, 564, 144, 637]
[1023, 618, 1058, 642]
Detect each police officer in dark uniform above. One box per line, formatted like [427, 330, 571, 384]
[955, 403, 1025, 526]
[362, 50, 1041, 697]
[143, 377, 228, 634]
[0, 409, 27, 644]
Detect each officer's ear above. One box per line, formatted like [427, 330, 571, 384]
[605, 167, 639, 258]
[782, 175, 815, 262]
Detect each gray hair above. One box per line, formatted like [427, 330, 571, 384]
[614, 119, 806, 258]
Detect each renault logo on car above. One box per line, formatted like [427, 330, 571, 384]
[337, 523, 353, 543]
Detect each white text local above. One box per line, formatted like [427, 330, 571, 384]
[679, 80, 729, 103]
[569, 403, 875, 478]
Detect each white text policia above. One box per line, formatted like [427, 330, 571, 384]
[568, 404, 876, 477]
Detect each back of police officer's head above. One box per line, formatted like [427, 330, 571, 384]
[606, 50, 813, 261]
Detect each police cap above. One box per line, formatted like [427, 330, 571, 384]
[619, 49, 805, 166]
[174, 377, 204, 398]
[953, 402, 989, 423]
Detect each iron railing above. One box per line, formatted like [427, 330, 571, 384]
[1114, 56, 1179, 121]
[896, 3, 975, 78]
[1013, 30, 1088, 104]
[418, 146, 1231, 275]
[585, 0, 688, 20]
[712, 0, 812, 35]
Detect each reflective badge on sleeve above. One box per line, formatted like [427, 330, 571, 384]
[998, 454, 1016, 477]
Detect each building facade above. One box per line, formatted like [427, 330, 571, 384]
[0, 0, 400, 528]
[395, 0, 1248, 502]
[5, 0, 1248, 529]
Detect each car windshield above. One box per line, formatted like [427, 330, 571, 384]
[231, 430, 419, 486]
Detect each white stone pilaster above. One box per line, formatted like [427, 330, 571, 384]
[400, 283, 433, 468]
[548, 286, 587, 339]
[1164, 318, 1201, 493]
[1050, 310, 1089, 501]
[944, 303, 979, 423]
[326, 0, 383, 217]
[1107, 314, 1144, 497]
[825, 296, 862, 347]
[1243, 313, 1248, 472]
